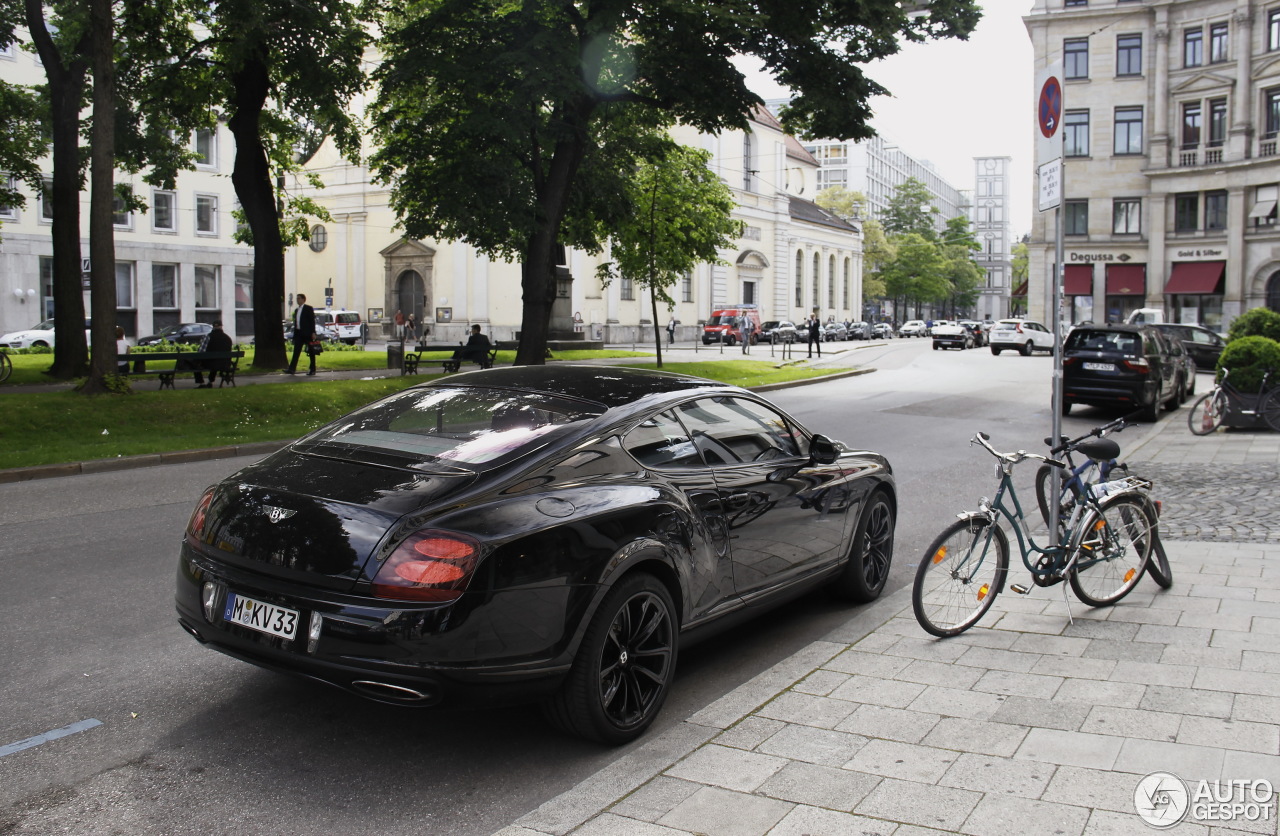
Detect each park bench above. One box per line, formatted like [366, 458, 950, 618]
[402, 343, 497, 375]
[118, 350, 244, 389]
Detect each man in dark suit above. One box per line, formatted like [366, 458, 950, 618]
[452, 324, 492, 364]
[286, 294, 317, 375]
[193, 322, 233, 388]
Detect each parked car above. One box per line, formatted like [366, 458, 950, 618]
[847, 321, 872, 340]
[1154, 323, 1225, 372]
[1159, 329, 1197, 400]
[931, 321, 974, 350]
[899, 320, 928, 338]
[871, 323, 896, 339]
[1, 318, 92, 349]
[760, 320, 798, 343]
[174, 365, 897, 745]
[137, 322, 214, 347]
[822, 321, 848, 342]
[989, 319, 1055, 356]
[316, 309, 363, 344]
[1061, 324, 1182, 420]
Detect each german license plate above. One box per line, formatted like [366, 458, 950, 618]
[1083, 362, 1114, 371]
[224, 593, 299, 640]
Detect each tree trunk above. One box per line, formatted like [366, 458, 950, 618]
[25, 0, 89, 380]
[80, 0, 118, 395]
[228, 49, 288, 370]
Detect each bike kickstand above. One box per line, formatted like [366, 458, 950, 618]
[1060, 579, 1075, 626]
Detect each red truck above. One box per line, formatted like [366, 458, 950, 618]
[702, 306, 762, 346]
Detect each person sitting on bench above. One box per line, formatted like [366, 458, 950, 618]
[179, 321, 233, 388]
[452, 324, 492, 365]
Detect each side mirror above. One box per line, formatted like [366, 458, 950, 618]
[810, 434, 839, 464]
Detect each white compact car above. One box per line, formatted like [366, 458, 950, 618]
[989, 319, 1056, 356]
[1, 318, 92, 349]
[899, 320, 928, 338]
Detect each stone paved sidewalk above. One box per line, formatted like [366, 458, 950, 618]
[499, 541, 1280, 836]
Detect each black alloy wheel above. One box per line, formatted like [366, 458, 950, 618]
[833, 491, 895, 602]
[544, 573, 677, 745]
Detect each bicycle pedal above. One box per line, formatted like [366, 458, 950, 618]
[1009, 584, 1031, 595]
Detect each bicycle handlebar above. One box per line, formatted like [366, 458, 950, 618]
[972, 432, 1065, 469]
[1045, 410, 1141, 456]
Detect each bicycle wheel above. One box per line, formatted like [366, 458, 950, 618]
[1187, 390, 1226, 435]
[1145, 535, 1173, 589]
[0, 352, 11, 384]
[1068, 494, 1154, 607]
[913, 516, 1009, 637]
[1260, 388, 1280, 433]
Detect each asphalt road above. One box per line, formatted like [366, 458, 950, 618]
[0, 338, 1141, 835]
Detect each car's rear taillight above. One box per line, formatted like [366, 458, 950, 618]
[187, 488, 215, 545]
[1121, 357, 1150, 374]
[371, 530, 481, 603]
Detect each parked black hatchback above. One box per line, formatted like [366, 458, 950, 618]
[1154, 323, 1225, 372]
[1062, 324, 1184, 420]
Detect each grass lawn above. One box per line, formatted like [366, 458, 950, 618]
[0, 352, 846, 470]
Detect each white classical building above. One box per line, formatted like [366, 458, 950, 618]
[288, 104, 863, 344]
[0, 30, 254, 342]
[1024, 0, 1280, 331]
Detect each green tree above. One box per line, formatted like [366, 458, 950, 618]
[1010, 240, 1029, 316]
[938, 214, 981, 317]
[597, 143, 741, 367]
[0, 6, 46, 233]
[881, 232, 944, 318]
[881, 177, 939, 238]
[371, 0, 980, 366]
[860, 218, 892, 305]
[815, 186, 868, 223]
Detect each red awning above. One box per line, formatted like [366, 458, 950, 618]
[1011, 280, 1028, 297]
[1105, 264, 1146, 296]
[1164, 261, 1225, 295]
[1064, 265, 1092, 296]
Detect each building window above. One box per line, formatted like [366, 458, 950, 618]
[152, 264, 177, 308]
[1175, 193, 1199, 232]
[742, 131, 753, 192]
[0, 174, 16, 220]
[682, 270, 693, 303]
[811, 252, 820, 310]
[152, 190, 176, 232]
[235, 267, 253, 309]
[1182, 102, 1202, 148]
[1114, 106, 1144, 155]
[1065, 38, 1089, 79]
[1113, 199, 1141, 234]
[1065, 200, 1088, 235]
[1271, 9, 1280, 51]
[827, 255, 836, 308]
[843, 258, 851, 309]
[794, 251, 803, 307]
[1184, 28, 1203, 67]
[1205, 190, 1228, 230]
[114, 262, 135, 308]
[1116, 34, 1142, 76]
[1251, 184, 1278, 226]
[1065, 0, 1086, 7]
[111, 193, 132, 229]
[620, 275, 634, 300]
[1267, 88, 1280, 137]
[1209, 99, 1228, 146]
[308, 224, 327, 252]
[1210, 22, 1229, 63]
[40, 177, 54, 221]
[195, 194, 217, 235]
[1065, 111, 1090, 156]
[194, 265, 219, 308]
[194, 129, 216, 167]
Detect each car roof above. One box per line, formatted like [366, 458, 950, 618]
[429, 364, 735, 410]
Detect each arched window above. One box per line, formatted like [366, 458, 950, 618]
[812, 252, 821, 312]
[743, 132, 753, 192]
[843, 257, 851, 309]
[795, 250, 804, 307]
[828, 255, 836, 308]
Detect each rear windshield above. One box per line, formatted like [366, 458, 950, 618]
[298, 386, 605, 468]
[993, 322, 1020, 331]
[1066, 330, 1141, 355]
[335, 313, 360, 324]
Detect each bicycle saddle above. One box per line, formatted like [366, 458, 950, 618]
[1076, 437, 1120, 462]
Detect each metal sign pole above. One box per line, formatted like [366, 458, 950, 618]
[1036, 64, 1066, 547]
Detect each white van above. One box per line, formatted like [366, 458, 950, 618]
[316, 309, 362, 344]
[1126, 308, 1166, 325]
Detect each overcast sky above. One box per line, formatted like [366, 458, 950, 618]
[740, 0, 1036, 238]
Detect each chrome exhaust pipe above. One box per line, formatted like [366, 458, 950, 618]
[351, 680, 434, 704]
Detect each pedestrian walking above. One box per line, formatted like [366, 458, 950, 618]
[807, 316, 822, 358]
[393, 309, 405, 340]
[666, 317, 678, 346]
[406, 314, 418, 343]
[286, 294, 317, 376]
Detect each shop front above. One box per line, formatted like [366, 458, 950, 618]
[1064, 264, 1094, 324]
[1164, 260, 1224, 330]
[1104, 264, 1146, 323]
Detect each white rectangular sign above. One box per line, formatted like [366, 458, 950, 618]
[1038, 158, 1062, 212]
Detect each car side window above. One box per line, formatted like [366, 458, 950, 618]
[676, 397, 806, 465]
[622, 410, 704, 469]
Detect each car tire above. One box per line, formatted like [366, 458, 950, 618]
[1020, 340, 1033, 357]
[832, 491, 895, 603]
[543, 572, 677, 745]
[1061, 400, 1072, 416]
[933, 343, 940, 350]
[1140, 393, 1160, 423]
[991, 347, 1002, 356]
[1170, 378, 1186, 410]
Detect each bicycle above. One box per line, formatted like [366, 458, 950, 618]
[0, 351, 11, 384]
[1187, 368, 1280, 435]
[912, 432, 1156, 638]
[1034, 416, 1172, 590]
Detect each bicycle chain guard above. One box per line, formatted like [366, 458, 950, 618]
[1032, 554, 1064, 588]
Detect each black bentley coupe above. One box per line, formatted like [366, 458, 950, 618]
[176, 365, 896, 743]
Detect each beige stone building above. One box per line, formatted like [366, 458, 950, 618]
[1024, 0, 1280, 331]
[288, 106, 863, 344]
